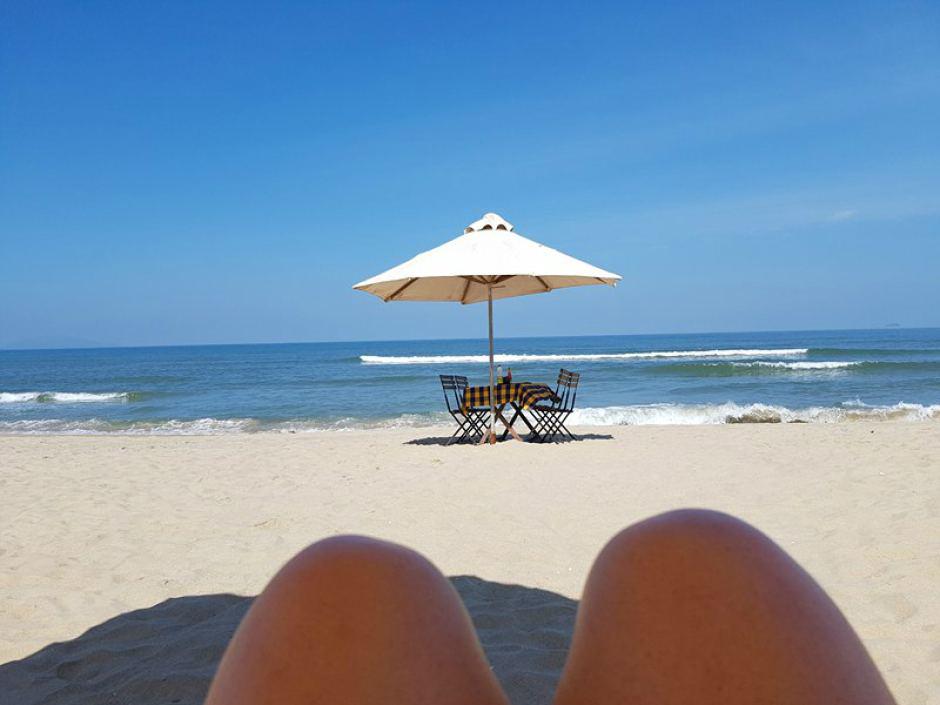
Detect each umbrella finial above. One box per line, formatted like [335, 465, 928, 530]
[464, 212, 514, 234]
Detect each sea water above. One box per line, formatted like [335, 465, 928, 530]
[1, 328, 939, 433]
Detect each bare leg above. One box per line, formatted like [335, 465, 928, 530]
[554, 509, 896, 705]
[206, 536, 508, 705]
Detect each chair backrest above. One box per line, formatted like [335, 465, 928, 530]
[439, 375, 469, 413]
[555, 368, 580, 411]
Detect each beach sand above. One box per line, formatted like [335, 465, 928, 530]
[1, 423, 938, 704]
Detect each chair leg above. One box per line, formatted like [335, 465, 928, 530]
[529, 410, 549, 442]
[546, 414, 563, 443]
[465, 412, 487, 443]
[467, 410, 488, 442]
[538, 416, 559, 443]
[445, 421, 463, 446]
[540, 413, 562, 443]
[466, 411, 483, 443]
[517, 410, 541, 442]
[448, 412, 480, 445]
[556, 412, 576, 441]
[553, 417, 568, 442]
[460, 419, 475, 442]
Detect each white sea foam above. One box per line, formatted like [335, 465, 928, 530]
[1, 403, 936, 435]
[268, 412, 451, 434]
[0, 392, 39, 403]
[568, 401, 940, 425]
[0, 391, 131, 403]
[0, 413, 452, 435]
[729, 361, 859, 370]
[0, 417, 257, 435]
[360, 348, 810, 365]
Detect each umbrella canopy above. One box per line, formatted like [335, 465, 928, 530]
[353, 213, 620, 303]
[353, 212, 621, 444]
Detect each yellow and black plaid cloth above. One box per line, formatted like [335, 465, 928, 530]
[462, 381, 557, 413]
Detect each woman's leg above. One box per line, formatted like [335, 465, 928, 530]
[554, 509, 896, 705]
[205, 535, 508, 705]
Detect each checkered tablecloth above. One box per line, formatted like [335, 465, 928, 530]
[462, 382, 557, 412]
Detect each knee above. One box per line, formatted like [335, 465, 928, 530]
[604, 507, 769, 552]
[592, 509, 791, 591]
[268, 535, 442, 602]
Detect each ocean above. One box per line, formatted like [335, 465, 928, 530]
[1, 328, 939, 434]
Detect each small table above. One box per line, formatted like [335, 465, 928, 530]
[462, 382, 558, 442]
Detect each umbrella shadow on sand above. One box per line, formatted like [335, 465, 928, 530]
[0, 577, 577, 705]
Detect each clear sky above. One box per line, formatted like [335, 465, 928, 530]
[2, 2, 938, 348]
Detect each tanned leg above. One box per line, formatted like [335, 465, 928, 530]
[554, 509, 896, 705]
[206, 535, 508, 705]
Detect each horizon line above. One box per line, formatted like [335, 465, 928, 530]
[1, 324, 935, 354]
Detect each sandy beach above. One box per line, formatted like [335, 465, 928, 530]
[1, 423, 938, 704]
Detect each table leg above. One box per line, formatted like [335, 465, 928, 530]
[494, 404, 521, 442]
[479, 405, 508, 444]
[499, 404, 514, 441]
[477, 400, 524, 444]
[513, 403, 538, 439]
[502, 416, 523, 442]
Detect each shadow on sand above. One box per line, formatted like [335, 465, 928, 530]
[0, 577, 577, 705]
[404, 433, 614, 446]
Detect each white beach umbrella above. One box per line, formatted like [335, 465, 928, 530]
[353, 213, 621, 443]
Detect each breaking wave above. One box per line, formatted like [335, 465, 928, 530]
[568, 401, 940, 425]
[0, 418, 258, 435]
[734, 361, 858, 370]
[361, 348, 810, 365]
[652, 359, 940, 377]
[0, 413, 451, 435]
[651, 360, 862, 377]
[1, 403, 937, 434]
[0, 391, 136, 404]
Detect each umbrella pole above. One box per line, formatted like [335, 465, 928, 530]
[487, 284, 496, 445]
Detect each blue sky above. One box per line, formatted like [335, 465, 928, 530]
[2, 1, 938, 348]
